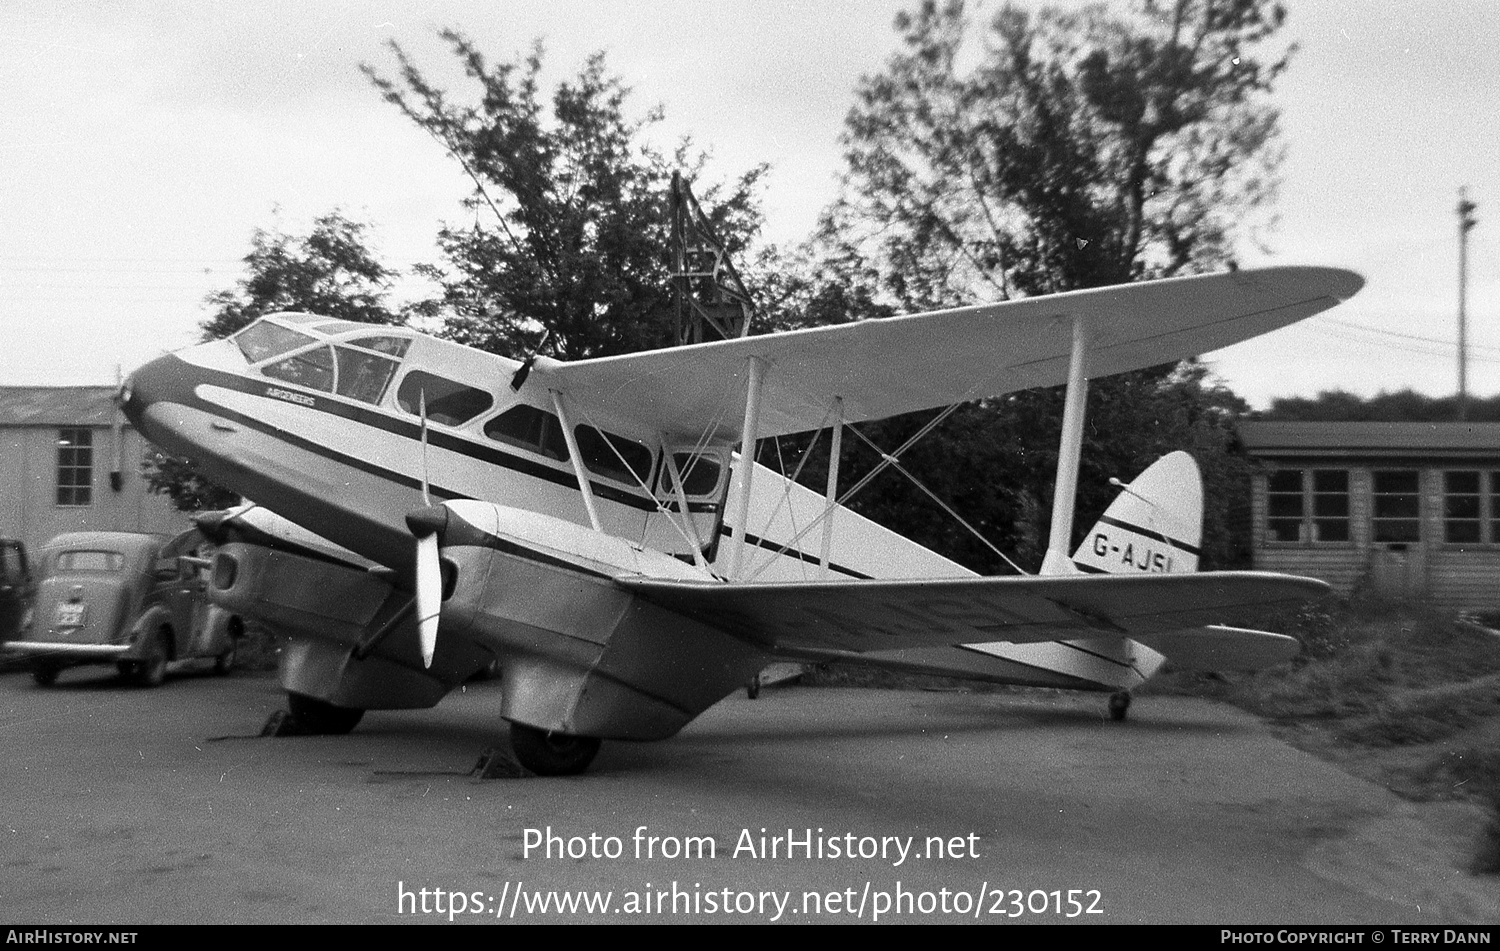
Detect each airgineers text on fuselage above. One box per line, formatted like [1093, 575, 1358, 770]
[264, 386, 316, 407]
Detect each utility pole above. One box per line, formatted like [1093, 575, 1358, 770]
[1458, 187, 1478, 420]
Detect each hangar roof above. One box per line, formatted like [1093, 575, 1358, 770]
[0, 386, 120, 427]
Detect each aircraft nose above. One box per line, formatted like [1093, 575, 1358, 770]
[119, 353, 190, 429]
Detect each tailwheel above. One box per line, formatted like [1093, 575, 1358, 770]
[287, 692, 365, 735]
[1108, 691, 1132, 722]
[509, 722, 601, 776]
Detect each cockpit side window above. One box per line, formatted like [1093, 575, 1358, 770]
[575, 425, 655, 486]
[334, 347, 400, 404]
[660, 452, 724, 498]
[484, 405, 570, 461]
[262, 345, 335, 392]
[347, 336, 411, 358]
[234, 321, 317, 364]
[396, 370, 494, 426]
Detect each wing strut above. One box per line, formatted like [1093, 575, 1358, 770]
[726, 356, 767, 578]
[662, 447, 711, 571]
[818, 397, 844, 579]
[1040, 316, 1091, 576]
[551, 389, 604, 532]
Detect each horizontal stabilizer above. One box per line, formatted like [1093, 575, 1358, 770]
[1134, 625, 1300, 672]
[619, 571, 1328, 655]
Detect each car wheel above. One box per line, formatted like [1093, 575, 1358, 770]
[213, 639, 237, 676]
[134, 631, 169, 688]
[31, 663, 58, 687]
[509, 722, 601, 776]
[287, 692, 364, 735]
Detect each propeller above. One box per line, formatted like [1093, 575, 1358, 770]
[408, 508, 445, 669]
[410, 389, 441, 668]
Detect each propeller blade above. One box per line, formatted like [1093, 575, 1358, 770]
[418, 389, 432, 507]
[415, 531, 440, 668]
[407, 504, 449, 670]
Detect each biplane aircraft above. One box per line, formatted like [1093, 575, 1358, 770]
[120, 264, 1363, 774]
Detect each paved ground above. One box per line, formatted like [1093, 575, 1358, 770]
[0, 665, 1494, 924]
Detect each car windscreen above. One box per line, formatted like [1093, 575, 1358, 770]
[55, 550, 125, 572]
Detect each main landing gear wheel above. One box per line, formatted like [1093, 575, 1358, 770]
[31, 663, 58, 687]
[1108, 691, 1132, 722]
[287, 692, 365, 735]
[509, 723, 601, 776]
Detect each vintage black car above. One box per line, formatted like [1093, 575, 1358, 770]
[0, 539, 35, 647]
[6, 529, 243, 687]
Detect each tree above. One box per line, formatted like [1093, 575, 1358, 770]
[829, 0, 1289, 305]
[362, 33, 766, 360]
[145, 211, 403, 511]
[1263, 389, 1500, 423]
[198, 210, 403, 340]
[792, 0, 1293, 568]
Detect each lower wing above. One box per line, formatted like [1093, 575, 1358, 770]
[617, 571, 1326, 655]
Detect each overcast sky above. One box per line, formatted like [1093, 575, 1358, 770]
[2, 1, 1497, 409]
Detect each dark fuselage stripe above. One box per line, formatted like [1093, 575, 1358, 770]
[195, 364, 664, 511]
[715, 525, 871, 580]
[1096, 514, 1200, 556]
[176, 359, 871, 579]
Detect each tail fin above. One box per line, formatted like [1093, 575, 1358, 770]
[1042, 451, 1301, 671]
[1059, 450, 1203, 576]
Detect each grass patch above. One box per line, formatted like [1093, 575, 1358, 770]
[1215, 594, 1500, 876]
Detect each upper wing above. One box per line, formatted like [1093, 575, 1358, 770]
[617, 570, 1328, 654]
[533, 266, 1362, 441]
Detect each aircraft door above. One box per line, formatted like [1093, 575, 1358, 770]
[642, 449, 727, 559]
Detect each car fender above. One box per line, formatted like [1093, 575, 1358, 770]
[124, 605, 175, 660]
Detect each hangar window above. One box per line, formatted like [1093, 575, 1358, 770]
[396, 371, 494, 426]
[1266, 469, 1349, 544]
[1441, 470, 1500, 544]
[55, 428, 94, 507]
[575, 425, 654, 486]
[485, 405, 569, 461]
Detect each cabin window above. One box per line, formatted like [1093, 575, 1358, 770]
[575, 425, 654, 486]
[484, 405, 570, 461]
[334, 347, 400, 404]
[1266, 469, 1348, 543]
[660, 452, 724, 498]
[234, 320, 317, 364]
[55, 428, 93, 507]
[1372, 470, 1421, 543]
[396, 371, 494, 426]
